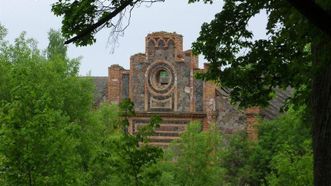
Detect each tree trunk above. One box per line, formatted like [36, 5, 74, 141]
[312, 31, 331, 185]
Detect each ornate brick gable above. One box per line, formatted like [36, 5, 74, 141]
[105, 31, 291, 146]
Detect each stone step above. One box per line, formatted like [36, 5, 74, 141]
[134, 123, 187, 147]
[154, 130, 181, 134]
[148, 135, 179, 143]
[137, 123, 187, 127]
[156, 125, 186, 132]
[153, 130, 181, 137]
[147, 142, 169, 148]
[136, 124, 186, 132]
[149, 135, 179, 140]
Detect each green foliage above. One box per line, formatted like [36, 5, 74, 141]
[46, 29, 68, 60]
[0, 24, 7, 41]
[151, 122, 225, 186]
[190, 0, 331, 183]
[81, 103, 119, 185]
[51, 0, 139, 46]
[0, 23, 314, 185]
[52, 0, 101, 45]
[219, 108, 313, 186]
[256, 108, 313, 185]
[73, 100, 163, 186]
[192, 0, 313, 108]
[84, 110, 312, 186]
[0, 26, 163, 185]
[171, 122, 223, 186]
[105, 100, 163, 186]
[0, 27, 93, 185]
[220, 132, 255, 185]
[266, 140, 313, 186]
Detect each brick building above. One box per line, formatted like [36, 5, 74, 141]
[93, 31, 290, 146]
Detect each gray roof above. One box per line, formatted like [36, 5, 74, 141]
[91, 76, 108, 106]
[260, 87, 292, 119]
[216, 87, 292, 120]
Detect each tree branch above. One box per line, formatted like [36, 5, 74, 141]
[64, 0, 134, 44]
[64, 0, 331, 45]
[286, 0, 331, 37]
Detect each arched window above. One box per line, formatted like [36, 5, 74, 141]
[158, 40, 165, 48]
[148, 40, 155, 47]
[147, 40, 155, 56]
[167, 39, 175, 48]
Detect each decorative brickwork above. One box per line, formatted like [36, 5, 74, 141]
[106, 32, 210, 145]
[103, 31, 290, 146]
[145, 32, 183, 62]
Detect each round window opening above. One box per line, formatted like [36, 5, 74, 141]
[147, 62, 175, 94]
[156, 70, 170, 88]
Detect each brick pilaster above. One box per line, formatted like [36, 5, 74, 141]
[203, 63, 217, 130]
[108, 64, 123, 104]
[245, 107, 261, 141]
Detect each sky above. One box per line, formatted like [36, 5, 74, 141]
[0, 0, 266, 76]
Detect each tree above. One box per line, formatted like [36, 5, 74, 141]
[85, 99, 164, 186]
[0, 25, 164, 185]
[108, 99, 163, 186]
[157, 122, 224, 186]
[220, 132, 255, 185]
[0, 26, 94, 185]
[51, 0, 331, 46]
[254, 108, 312, 185]
[219, 108, 312, 186]
[51, 0, 331, 184]
[46, 29, 68, 60]
[190, 0, 330, 184]
[51, 0, 164, 46]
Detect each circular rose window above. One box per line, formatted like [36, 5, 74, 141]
[147, 62, 175, 95]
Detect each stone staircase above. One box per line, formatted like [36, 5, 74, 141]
[132, 112, 206, 148]
[137, 122, 187, 148]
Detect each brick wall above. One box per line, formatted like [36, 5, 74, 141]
[108, 64, 124, 104]
[245, 107, 261, 140]
[105, 32, 272, 145]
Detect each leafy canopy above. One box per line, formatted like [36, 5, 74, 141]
[192, 0, 312, 108]
[0, 25, 93, 185]
[0, 24, 164, 185]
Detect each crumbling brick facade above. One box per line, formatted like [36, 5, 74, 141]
[106, 31, 287, 146]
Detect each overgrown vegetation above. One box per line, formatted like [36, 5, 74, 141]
[0, 25, 312, 185]
[230, 108, 313, 186]
[50, 0, 331, 183]
[147, 108, 312, 186]
[190, 1, 330, 184]
[0, 25, 162, 186]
